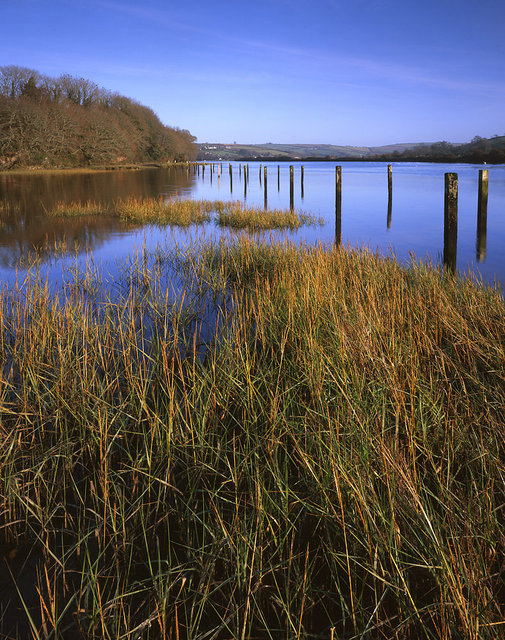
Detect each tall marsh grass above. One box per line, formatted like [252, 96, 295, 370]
[0, 238, 504, 639]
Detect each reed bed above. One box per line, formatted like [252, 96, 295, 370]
[0, 238, 504, 639]
[46, 198, 323, 231]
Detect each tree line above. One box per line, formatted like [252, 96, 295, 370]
[0, 66, 197, 168]
[371, 135, 505, 163]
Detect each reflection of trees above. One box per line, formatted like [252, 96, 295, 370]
[0, 219, 122, 268]
[0, 167, 196, 267]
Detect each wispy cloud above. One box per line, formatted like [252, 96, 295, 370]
[235, 38, 505, 95]
[71, 0, 505, 97]
[96, 1, 207, 36]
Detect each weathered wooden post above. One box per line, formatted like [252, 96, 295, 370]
[264, 166, 268, 209]
[277, 164, 280, 191]
[229, 163, 233, 193]
[387, 164, 393, 229]
[444, 173, 458, 272]
[335, 166, 342, 244]
[289, 165, 294, 210]
[239, 163, 242, 178]
[259, 164, 262, 186]
[301, 165, 304, 199]
[244, 171, 247, 199]
[477, 169, 489, 262]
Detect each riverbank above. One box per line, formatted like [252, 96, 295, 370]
[0, 161, 180, 175]
[1, 236, 504, 639]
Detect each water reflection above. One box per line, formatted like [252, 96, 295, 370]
[0, 167, 194, 266]
[1, 161, 505, 287]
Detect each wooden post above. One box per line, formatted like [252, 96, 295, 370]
[477, 169, 489, 262]
[289, 165, 294, 210]
[301, 165, 304, 199]
[259, 164, 262, 186]
[244, 171, 247, 199]
[335, 166, 342, 244]
[239, 163, 242, 178]
[277, 164, 280, 191]
[387, 165, 393, 229]
[264, 166, 268, 209]
[229, 163, 233, 193]
[444, 173, 458, 272]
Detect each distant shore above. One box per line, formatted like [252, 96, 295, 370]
[0, 161, 181, 175]
[197, 156, 499, 164]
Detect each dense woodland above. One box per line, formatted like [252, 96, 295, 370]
[372, 135, 505, 163]
[0, 66, 197, 168]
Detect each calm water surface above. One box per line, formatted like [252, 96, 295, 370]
[1, 161, 504, 291]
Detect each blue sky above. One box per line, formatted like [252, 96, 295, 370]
[1, 0, 504, 145]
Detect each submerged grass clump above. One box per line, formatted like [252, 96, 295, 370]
[217, 201, 324, 230]
[48, 199, 109, 216]
[0, 238, 504, 639]
[113, 196, 217, 226]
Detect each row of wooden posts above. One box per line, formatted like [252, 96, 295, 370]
[185, 162, 305, 208]
[180, 162, 490, 271]
[444, 169, 489, 270]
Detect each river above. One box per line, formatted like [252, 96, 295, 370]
[1, 161, 504, 290]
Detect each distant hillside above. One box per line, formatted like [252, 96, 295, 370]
[197, 137, 505, 163]
[197, 141, 435, 161]
[0, 65, 197, 169]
